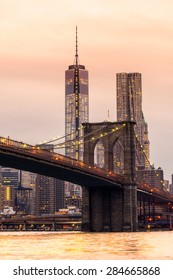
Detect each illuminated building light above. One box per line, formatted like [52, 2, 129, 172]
[22, 144, 27, 148]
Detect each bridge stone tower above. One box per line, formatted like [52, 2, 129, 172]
[82, 121, 137, 232]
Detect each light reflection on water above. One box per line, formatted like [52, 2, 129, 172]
[0, 231, 173, 260]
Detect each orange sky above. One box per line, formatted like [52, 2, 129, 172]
[0, 0, 173, 180]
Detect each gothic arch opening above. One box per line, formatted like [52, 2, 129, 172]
[113, 139, 124, 174]
[94, 140, 105, 169]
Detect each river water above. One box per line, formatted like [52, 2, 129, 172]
[0, 231, 173, 260]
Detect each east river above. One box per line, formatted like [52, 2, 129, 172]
[0, 231, 173, 260]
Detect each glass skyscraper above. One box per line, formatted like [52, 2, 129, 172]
[65, 27, 89, 161]
[65, 27, 89, 201]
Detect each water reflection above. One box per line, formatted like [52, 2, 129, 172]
[0, 231, 173, 260]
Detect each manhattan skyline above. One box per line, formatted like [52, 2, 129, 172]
[0, 0, 173, 180]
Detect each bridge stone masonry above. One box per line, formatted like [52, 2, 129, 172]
[82, 121, 138, 232]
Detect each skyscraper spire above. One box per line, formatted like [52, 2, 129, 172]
[75, 26, 78, 65]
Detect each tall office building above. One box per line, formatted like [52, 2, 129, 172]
[117, 73, 142, 122]
[116, 73, 150, 170]
[65, 27, 89, 161]
[65, 27, 89, 200]
[35, 175, 56, 216]
[35, 145, 64, 216]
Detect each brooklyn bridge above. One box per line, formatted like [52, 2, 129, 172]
[0, 120, 172, 232]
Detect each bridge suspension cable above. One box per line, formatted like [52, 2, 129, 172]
[53, 125, 107, 149]
[53, 123, 127, 150]
[39, 125, 85, 145]
[39, 125, 109, 149]
[135, 136, 168, 192]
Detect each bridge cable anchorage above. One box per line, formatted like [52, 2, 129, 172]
[135, 136, 168, 192]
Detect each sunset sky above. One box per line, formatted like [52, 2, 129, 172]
[0, 0, 173, 180]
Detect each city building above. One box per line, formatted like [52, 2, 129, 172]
[64, 196, 82, 211]
[14, 170, 33, 215]
[0, 167, 19, 210]
[34, 144, 64, 216]
[35, 175, 56, 216]
[0, 185, 15, 210]
[65, 26, 89, 161]
[116, 72, 150, 170]
[65, 27, 89, 202]
[163, 180, 169, 191]
[55, 179, 64, 212]
[0, 168, 37, 213]
[169, 174, 173, 194]
[0, 167, 19, 187]
[137, 166, 165, 191]
[21, 171, 36, 189]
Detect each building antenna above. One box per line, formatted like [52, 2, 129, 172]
[75, 26, 78, 66]
[108, 109, 110, 121]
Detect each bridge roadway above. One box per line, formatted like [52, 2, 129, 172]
[0, 136, 124, 188]
[0, 136, 173, 203]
